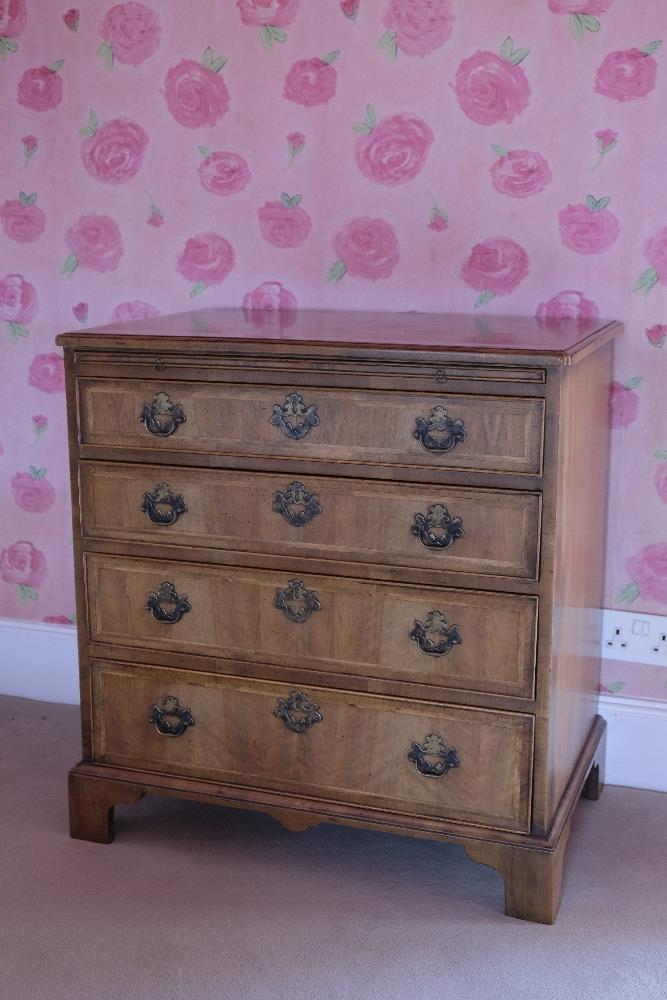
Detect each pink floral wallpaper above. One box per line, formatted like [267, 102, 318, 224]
[1, 0, 666, 700]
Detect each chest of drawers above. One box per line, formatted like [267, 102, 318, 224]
[58, 309, 621, 923]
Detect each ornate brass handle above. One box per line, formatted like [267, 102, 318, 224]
[272, 481, 322, 527]
[140, 391, 186, 437]
[410, 611, 462, 656]
[149, 695, 194, 737]
[411, 504, 464, 549]
[414, 406, 465, 452]
[273, 690, 323, 733]
[274, 579, 321, 623]
[141, 483, 188, 525]
[147, 581, 191, 624]
[408, 734, 460, 778]
[271, 392, 319, 440]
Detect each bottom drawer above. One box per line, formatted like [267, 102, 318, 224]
[91, 659, 534, 834]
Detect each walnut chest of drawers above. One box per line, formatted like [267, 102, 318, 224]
[58, 308, 622, 923]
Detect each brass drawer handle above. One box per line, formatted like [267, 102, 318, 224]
[141, 483, 189, 525]
[147, 581, 191, 624]
[140, 390, 186, 437]
[272, 481, 322, 527]
[414, 406, 465, 452]
[408, 734, 460, 778]
[274, 579, 321, 623]
[411, 504, 464, 549]
[149, 695, 194, 737]
[273, 690, 323, 733]
[271, 392, 319, 440]
[410, 611, 462, 656]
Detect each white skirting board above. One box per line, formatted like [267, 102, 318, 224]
[1, 618, 665, 792]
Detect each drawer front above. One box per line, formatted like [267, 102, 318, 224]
[81, 462, 541, 581]
[91, 660, 534, 832]
[86, 554, 538, 698]
[78, 378, 544, 475]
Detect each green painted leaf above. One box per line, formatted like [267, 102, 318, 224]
[595, 196, 610, 211]
[0, 38, 6, 61]
[509, 47, 529, 65]
[378, 29, 397, 61]
[18, 584, 39, 602]
[4, 37, 18, 53]
[97, 40, 113, 69]
[30, 465, 47, 478]
[633, 267, 659, 294]
[198, 146, 213, 158]
[367, 104, 376, 127]
[190, 281, 207, 298]
[50, 58, 65, 72]
[60, 253, 78, 276]
[607, 681, 626, 693]
[570, 14, 585, 41]
[586, 194, 597, 211]
[623, 376, 643, 389]
[616, 582, 639, 604]
[475, 290, 496, 309]
[353, 123, 372, 134]
[324, 49, 340, 63]
[325, 260, 347, 284]
[6, 322, 18, 343]
[26, 192, 37, 205]
[260, 25, 273, 51]
[211, 55, 228, 72]
[19, 191, 29, 205]
[281, 192, 291, 208]
[580, 14, 601, 32]
[500, 36, 514, 60]
[270, 27, 287, 43]
[202, 46, 214, 67]
[654, 450, 667, 460]
[642, 40, 663, 55]
[491, 144, 508, 157]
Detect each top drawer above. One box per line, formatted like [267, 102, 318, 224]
[78, 378, 544, 476]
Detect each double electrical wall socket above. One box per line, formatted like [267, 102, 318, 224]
[601, 608, 667, 665]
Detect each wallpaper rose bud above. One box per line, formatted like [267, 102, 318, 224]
[0, 0, 665, 700]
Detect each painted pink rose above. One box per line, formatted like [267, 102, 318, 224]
[164, 59, 230, 129]
[258, 197, 312, 248]
[11, 471, 55, 514]
[287, 131, 305, 162]
[242, 280, 298, 312]
[111, 300, 160, 323]
[32, 414, 47, 431]
[626, 544, 667, 604]
[22, 134, 38, 156]
[0, 274, 37, 323]
[177, 232, 235, 285]
[655, 464, 667, 503]
[428, 210, 448, 231]
[536, 290, 599, 324]
[609, 381, 639, 428]
[382, 0, 454, 57]
[43, 615, 74, 625]
[490, 149, 551, 198]
[66, 214, 123, 272]
[558, 199, 620, 255]
[332, 218, 399, 280]
[0, 540, 47, 587]
[548, 0, 611, 13]
[236, 0, 298, 27]
[100, 3, 160, 65]
[644, 227, 667, 284]
[340, 0, 359, 18]
[0, 195, 46, 243]
[198, 151, 251, 196]
[28, 353, 65, 393]
[595, 128, 618, 151]
[0, 0, 27, 37]
[355, 113, 434, 186]
[17, 64, 64, 111]
[646, 324, 667, 348]
[453, 51, 530, 126]
[63, 8, 79, 31]
[284, 57, 337, 107]
[147, 204, 164, 227]
[72, 302, 88, 323]
[594, 47, 660, 102]
[461, 238, 529, 295]
[82, 118, 148, 185]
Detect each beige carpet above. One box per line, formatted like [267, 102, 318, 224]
[2, 694, 666, 1000]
